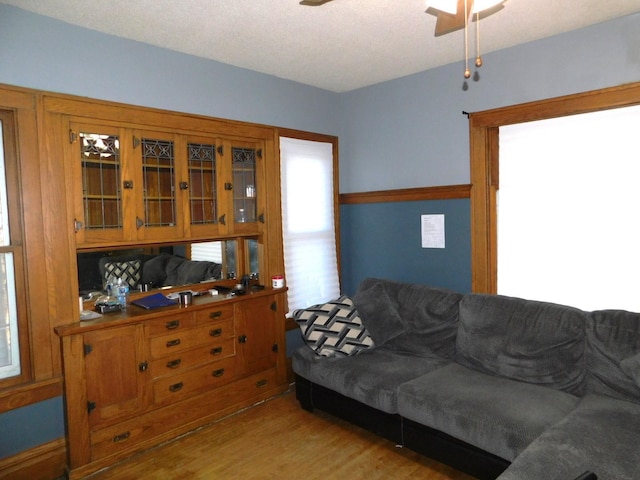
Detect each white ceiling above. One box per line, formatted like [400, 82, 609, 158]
[3, 0, 640, 92]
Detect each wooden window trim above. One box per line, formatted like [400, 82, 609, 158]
[469, 82, 640, 293]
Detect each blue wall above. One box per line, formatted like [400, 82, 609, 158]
[1, 2, 639, 460]
[340, 199, 471, 296]
[0, 397, 64, 458]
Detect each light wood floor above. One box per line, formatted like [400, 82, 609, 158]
[87, 388, 477, 480]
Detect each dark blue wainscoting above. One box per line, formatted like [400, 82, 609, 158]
[340, 198, 471, 296]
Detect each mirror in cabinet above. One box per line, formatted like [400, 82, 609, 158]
[77, 240, 241, 299]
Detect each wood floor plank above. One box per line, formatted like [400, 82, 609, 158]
[87, 389, 477, 479]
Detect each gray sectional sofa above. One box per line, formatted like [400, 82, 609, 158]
[292, 278, 640, 480]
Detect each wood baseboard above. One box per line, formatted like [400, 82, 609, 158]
[0, 437, 67, 480]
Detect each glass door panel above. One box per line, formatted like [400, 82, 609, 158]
[141, 138, 176, 228]
[188, 142, 218, 226]
[80, 132, 122, 230]
[232, 146, 257, 225]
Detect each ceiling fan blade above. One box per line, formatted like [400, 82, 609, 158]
[299, 0, 334, 5]
[433, 0, 473, 37]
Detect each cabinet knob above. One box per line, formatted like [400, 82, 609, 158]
[179, 181, 189, 190]
[210, 328, 223, 337]
[113, 431, 131, 443]
[238, 335, 248, 344]
[123, 180, 134, 189]
[138, 361, 148, 372]
[165, 320, 180, 330]
[166, 359, 181, 369]
[169, 382, 183, 392]
[210, 346, 223, 356]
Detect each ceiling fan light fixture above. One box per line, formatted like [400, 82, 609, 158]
[425, 0, 458, 15]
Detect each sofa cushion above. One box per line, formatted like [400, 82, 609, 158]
[103, 259, 142, 289]
[497, 394, 640, 480]
[398, 363, 580, 462]
[292, 296, 375, 357]
[352, 279, 404, 345]
[353, 278, 462, 356]
[292, 345, 450, 414]
[585, 309, 640, 402]
[456, 293, 586, 395]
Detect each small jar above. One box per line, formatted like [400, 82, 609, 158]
[271, 275, 285, 289]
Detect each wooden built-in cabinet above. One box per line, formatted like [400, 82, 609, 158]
[39, 93, 288, 478]
[56, 289, 287, 479]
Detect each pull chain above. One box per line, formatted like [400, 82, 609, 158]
[475, 6, 483, 68]
[464, 0, 470, 78]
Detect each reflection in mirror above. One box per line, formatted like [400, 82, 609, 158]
[77, 241, 236, 297]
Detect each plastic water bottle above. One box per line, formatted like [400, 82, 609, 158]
[106, 274, 117, 297]
[116, 277, 129, 311]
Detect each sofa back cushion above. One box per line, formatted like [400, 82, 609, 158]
[456, 293, 586, 395]
[353, 278, 462, 357]
[585, 309, 640, 403]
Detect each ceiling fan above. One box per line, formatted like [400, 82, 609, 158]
[299, 0, 506, 37]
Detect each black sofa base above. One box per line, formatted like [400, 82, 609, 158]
[295, 374, 510, 480]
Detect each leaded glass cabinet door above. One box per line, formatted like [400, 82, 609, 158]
[226, 139, 265, 234]
[132, 130, 184, 241]
[185, 137, 223, 238]
[69, 122, 129, 245]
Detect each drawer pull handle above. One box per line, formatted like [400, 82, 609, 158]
[209, 311, 223, 319]
[210, 346, 223, 356]
[212, 368, 225, 378]
[113, 431, 131, 443]
[165, 320, 180, 330]
[169, 382, 184, 392]
[166, 339, 181, 347]
[256, 379, 268, 388]
[210, 328, 223, 337]
[166, 359, 181, 369]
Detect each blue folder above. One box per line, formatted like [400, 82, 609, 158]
[132, 292, 178, 309]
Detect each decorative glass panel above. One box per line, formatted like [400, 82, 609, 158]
[232, 147, 257, 223]
[188, 143, 217, 225]
[80, 132, 122, 229]
[142, 139, 176, 227]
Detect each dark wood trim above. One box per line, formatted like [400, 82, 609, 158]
[0, 437, 67, 480]
[469, 81, 640, 293]
[0, 378, 63, 414]
[339, 184, 471, 205]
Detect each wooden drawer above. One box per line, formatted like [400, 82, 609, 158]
[152, 357, 237, 405]
[89, 368, 280, 462]
[148, 319, 234, 359]
[194, 304, 234, 324]
[148, 337, 236, 378]
[146, 313, 196, 337]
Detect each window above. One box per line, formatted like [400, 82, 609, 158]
[469, 82, 640, 311]
[280, 136, 340, 311]
[0, 110, 28, 385]
[497, 105, 640, 312]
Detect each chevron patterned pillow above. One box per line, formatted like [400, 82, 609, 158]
[293, 296, 375, 357]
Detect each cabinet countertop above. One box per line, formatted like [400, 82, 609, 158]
[56, 287, 287, 337]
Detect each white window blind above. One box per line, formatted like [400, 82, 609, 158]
[280, 137, 340, 312]
[498, 104, 640, 312]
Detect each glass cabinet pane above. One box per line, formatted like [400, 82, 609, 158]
[141, 138, 176, 227]
[232, 147, 257, 224]
[80, 132, 122, 230]
[188, 142, 218, 225]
